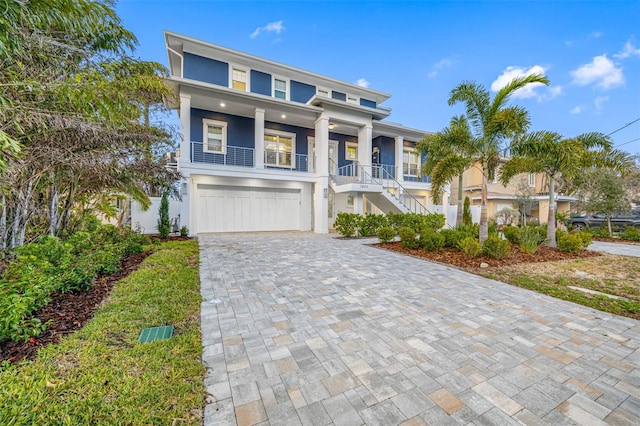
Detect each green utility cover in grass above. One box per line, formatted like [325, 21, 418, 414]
[138, 325, 174, 343]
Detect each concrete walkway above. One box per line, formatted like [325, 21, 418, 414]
[199, 233, 640, 425]
[589, 241, 640, 257]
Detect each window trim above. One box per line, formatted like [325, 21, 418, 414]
[272, 76, 290, 100]
[528, 173, 536, 187]
[202, 119, 227, 154]
[264, 128, 296, 168]
[346, 95, 359, 105]
[316, 87, 330, 97]
[403, 148, 420, 177]
[229, 64, 250, 92]
[345, 141, 358, 162]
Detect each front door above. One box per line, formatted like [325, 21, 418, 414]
[308, 137, 338, 175]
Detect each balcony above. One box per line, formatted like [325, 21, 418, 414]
[190, 142, 309, 172]
[264, 149, 309, 172]
[403, 175, 432, 183]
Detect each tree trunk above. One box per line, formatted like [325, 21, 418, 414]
[17, 180, 33, 247]
[607, 217, 612, 237]
[0, 195, 7, 251]
[49, 183, 59, 236]
[547, 176, 557, 248]
[456, 174, 463, 227]
[479, 172, 489, 243]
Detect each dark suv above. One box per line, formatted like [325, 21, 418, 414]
[570, 213, 640, 231]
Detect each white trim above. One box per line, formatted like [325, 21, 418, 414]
[272, 75, 290, 100]
[229, 63, 250, 92]
[346, 95, 359, 105]
[528, 173, 536, 187]
[264, 128, 296, 168]
[316, 87, 330, 97]
[202, 119, 227, 154]
[403, 147, 420, 177]
[345, 141, 358, 161]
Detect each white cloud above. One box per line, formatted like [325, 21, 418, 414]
[570, 55, 624, 89]
[594, 95, 609, 111]
[250, 20, 285, 39]
[544, 85, 563, 100]
[490, 65, 548, 99]
[570, 106, 582, 114]
[589, 31, 603, 39]
[356, 78, 370, 88]
[427, 58, 455, 78]
[614, 40, 640, 59]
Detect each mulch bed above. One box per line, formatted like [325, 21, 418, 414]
[375, 241, 601, 270]
[0, 250, 153, 365]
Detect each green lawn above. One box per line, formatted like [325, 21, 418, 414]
[0, 240, 204, 425]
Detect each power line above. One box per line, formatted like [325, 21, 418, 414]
[615, 136, 640, 148]
[607, 116, 640, 136]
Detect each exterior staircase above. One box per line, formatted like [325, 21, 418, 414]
[328, 159, 430, 215]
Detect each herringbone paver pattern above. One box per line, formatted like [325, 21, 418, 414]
[200, 233, 640, 425]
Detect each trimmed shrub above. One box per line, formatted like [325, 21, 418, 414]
[420, 227, 445, 252]
[558, 232, 586, 253]
[575, 230, 592, 248]
[619, 226, 640, 242]
[423, 213, 446, 231]
[377, 226, 396, 243]
[502, 226, 520, 244]
[403, 213, 425, 233]
[482, 236, 511, 259]
[458, 237, 482, 258]
[358, 214, 388, 237]
[398, 227, 419, 249]
[462, 196, 472, 226]
[589, 226, 611, 238]
[385, 212, 405, 231]
[180, 226, 189, 237]
[334, 212, 360, 237]
[157, 190, 171, 238]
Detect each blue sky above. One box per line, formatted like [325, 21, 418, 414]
[117, 0, 640, 155]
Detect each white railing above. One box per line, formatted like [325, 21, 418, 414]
[379, 166, 430, 215]
[191, 142, 254, 167]
[264, 150, 309, 172]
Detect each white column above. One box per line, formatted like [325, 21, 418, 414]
[314, 116, 329, 233]
[354, 193, 364, 215]
[395, 136, 404, 183]
[179, 94, 191, 167]
[358, 124, 373, 168]
[179, 95, 191, 234]
[254, 108, 265, 169]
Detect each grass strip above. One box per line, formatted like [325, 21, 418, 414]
[0, 240, 204, 425]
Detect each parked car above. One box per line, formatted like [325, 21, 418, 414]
[570, 213, 640, 231]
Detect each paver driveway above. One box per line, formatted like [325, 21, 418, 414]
[200, 233, 640, 425]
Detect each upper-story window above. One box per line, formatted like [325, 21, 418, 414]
[403, 149, 420, 177]
[203, 119, 227, 154]
[231, 67, 248, 91]
[345, 142, 358, 161]
[265, 130, 295, 167]
[274, 77, 288, 99]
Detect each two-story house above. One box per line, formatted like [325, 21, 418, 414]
[164, 31, 442, 234]
[450, 161, 574, 225]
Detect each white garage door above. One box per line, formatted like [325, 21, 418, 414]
[196, 185, 301, 233]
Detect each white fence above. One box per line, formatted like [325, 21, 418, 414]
[130, 197, 181, 235]
[439, 205, 481, 228]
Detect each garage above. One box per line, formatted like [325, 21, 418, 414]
[196, 185, 302, 233]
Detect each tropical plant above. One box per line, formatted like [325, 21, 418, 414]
[583, 169, 631, 236]
[458, 237, 482, 258]
[448, 74, 549, 242]
[420, 227, 445, 252]
[482, 236, 511, 259]
[418, 116, 475, 226]
[376, 226, 396, 243]
[500, 131, 631, 246]
[398, 227, 419, 249]
[157, 191, 171, 238]
[462, 196, 472, 226]
[333, 213, 359, 237]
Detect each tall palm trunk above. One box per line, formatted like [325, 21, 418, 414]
[479, 172, 489, 243]
[547, 176, 556, 247]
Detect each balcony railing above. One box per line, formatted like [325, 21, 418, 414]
[264, 150, 309, 172]
[191, 142, 254, 167]
[403, 174, 432, 183]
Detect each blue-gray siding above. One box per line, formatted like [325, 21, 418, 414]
[191, 109, 255, 148]
[251, 70, 271, 96]
[291, 80, 316, 103]
[183, 52, 228, 86]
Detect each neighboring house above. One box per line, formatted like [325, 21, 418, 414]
[164, 31, 443, 234]
[450, 161, 574, 225]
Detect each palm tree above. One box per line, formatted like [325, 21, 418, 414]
[448, 74, 550, 242]
[500, 131, 632, 247]
[417, 115, 475, 227]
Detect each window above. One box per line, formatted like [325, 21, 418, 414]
[528, 173, 536, 187]
[274, 78, 287, 99]
[231, 67, 247, 91]
[345, 142, 358, 161]
[203, 120, 227, 154]
[346, 193, 354, 208]
[403, 149, 420, 177]
[264, 130, 295, 167]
